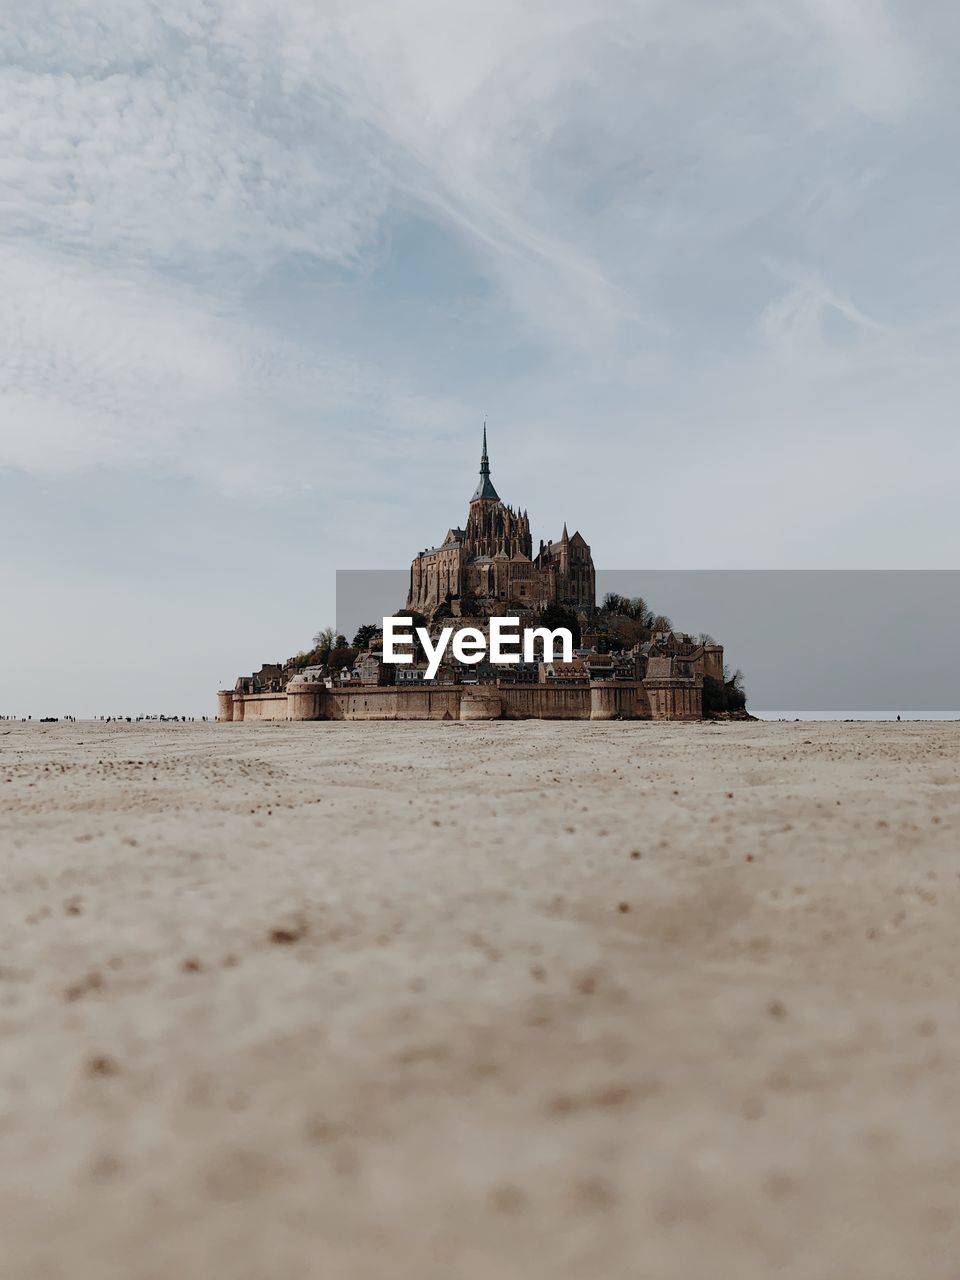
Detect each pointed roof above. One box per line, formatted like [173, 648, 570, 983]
[471, 421, 500, 501]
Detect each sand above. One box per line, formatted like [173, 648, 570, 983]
[1, 717, 959, 1279]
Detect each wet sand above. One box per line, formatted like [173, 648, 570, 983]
[1, 718, 959, 1279]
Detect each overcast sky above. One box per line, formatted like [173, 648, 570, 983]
[1, 1, 958, 715]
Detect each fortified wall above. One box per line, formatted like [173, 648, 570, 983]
[218, 677, 702, 723]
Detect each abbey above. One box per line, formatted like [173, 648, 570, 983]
[219, 428, 738, 722]
[407, 428, 595, 616]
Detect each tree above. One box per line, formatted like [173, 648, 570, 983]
[702, 675, 724, 717]
[727, 668, 747, 709]
[703, 668, 747, 717]
[286, 649, 319, 672]
[539, 603, 581, 648]
[600, 594, 654, 637]
[313, 625, 335, 653]
[605, 615, 648, 650]
[458, 589, 481, 618]
[328, 645, 358, 673]
[627, 597, 654, 627]
[352, 623, 378, 650]
[394, 610, 428, 632]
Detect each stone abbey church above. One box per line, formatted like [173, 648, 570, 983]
[407, 429, 596, 616]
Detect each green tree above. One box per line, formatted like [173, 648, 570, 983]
[352, 623, 378, 650]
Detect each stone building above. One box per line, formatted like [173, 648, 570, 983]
[407, 427, 595, 616]
[358, 651, 392, 686]
[235, 663, 285, 694]
[639, 631, 724, 684]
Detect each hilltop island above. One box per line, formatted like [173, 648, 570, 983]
[221, 432, 747, 723]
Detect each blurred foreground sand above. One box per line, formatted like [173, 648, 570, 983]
[1, 718, 959, 1279]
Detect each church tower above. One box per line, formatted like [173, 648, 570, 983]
[463, 427, 532, 563]
[471, 423, 500, 504]
[406, 423, 591, 615]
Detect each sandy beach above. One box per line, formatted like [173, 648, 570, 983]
[1, 718, 959, 1279]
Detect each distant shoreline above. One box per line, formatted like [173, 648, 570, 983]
[753, 710, 960, 721]
[3, 711, 959, 725]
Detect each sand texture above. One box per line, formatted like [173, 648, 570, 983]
[1, 718, 959, 1279]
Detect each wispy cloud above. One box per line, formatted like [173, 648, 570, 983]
[0, 0, 956, 543]
[0, 242, 466, 496]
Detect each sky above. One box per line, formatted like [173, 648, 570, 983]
[1, 0, 958, 716]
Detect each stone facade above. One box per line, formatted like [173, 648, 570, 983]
[640, 631, 724, 686]
[234, 663, 285, 695]
[407, 427, 595, 616]
[220, 681, 659, 722]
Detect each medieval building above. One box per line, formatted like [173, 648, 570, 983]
[407, 428, 596, 616]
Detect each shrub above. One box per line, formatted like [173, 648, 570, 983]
[703, 672, 747, 716]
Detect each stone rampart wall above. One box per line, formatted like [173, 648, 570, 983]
[219, 678, 700, 722]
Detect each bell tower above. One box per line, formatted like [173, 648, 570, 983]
[471, 422, 500, 504]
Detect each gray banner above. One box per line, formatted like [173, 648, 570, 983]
[336, 569, 960, 712]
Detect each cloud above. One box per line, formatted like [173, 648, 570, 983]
[0, 11, 387, 269]
[0, 0, 955, 534]
[2, 2, 929, 341]
[0, 242, 467, 496]
[788, 0, 923, 121]
[758, 260, 885, 373]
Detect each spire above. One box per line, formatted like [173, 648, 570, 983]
[471, 419, 500, 502]
[562, 522, 569, 542]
